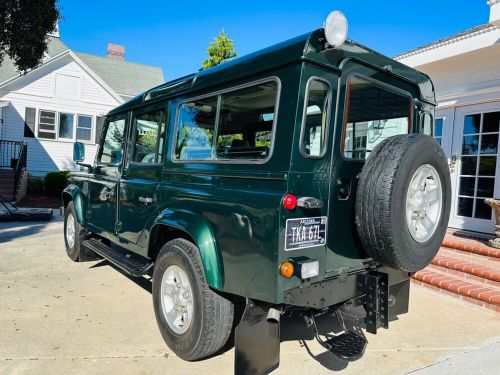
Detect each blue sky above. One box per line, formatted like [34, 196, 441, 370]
[58, 1, 489, 81]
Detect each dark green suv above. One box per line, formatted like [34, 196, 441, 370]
[62, 11, 451, 375]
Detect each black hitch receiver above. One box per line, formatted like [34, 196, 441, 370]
[234, 299, 280, 375]
[365, 271, 389, 334]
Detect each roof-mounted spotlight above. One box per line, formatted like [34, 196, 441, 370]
[323, 10, 348, 48]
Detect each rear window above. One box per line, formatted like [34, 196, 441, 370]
[342, 76, 411, 160]
[174, 80, 279, 162]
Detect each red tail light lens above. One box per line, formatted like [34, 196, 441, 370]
[283, 194, 297, 211]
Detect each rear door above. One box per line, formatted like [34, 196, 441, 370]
[286, 65, 338, 276]
[326, 61, 418, 275]
[117, 105, 166, 254]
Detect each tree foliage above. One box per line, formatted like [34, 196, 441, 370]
[0, 0, 60, 72]
[201, 30, 237, 70]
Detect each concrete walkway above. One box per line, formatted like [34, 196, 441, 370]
[0, 219, 499, 374]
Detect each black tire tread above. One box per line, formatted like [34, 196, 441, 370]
[355, 134, 450, 271]
[153, 239, 233, 360]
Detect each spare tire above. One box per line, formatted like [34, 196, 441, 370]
[355, 134, 451, 272]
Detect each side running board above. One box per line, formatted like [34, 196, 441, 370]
[82, 238, 154, 277]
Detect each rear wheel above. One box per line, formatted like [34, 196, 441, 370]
[152, 239, 234, 360]
[355, 134, 451, 272]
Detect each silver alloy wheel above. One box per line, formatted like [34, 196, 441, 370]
[66, 214, 76, 249]
[160, 264, 194, 335]
[406, 164, 443, 243]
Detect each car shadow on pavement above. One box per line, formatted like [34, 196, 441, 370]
[88, 259, 351, 372]
[0, 218, 61, 243]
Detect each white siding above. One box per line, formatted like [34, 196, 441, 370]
[0, 54, 121, 175]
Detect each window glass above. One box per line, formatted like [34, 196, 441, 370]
[343, 77, 411, 159]
[132, 111, 164, 164]
[99, 117, 126, 164]
[38, 110, 56, 139]
[301, 79, 330, 157]
[216, 81, 278, 160]
[434, 118, 443, 145]
[175, 96, 217, 160]
[77, 115, 92, 141]
[58, 113, 74, 139]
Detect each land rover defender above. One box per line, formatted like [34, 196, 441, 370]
[62, 11, 451, 375]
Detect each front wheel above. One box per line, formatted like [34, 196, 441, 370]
[64, 202, 81, 262]
[152, 239, 234, 361]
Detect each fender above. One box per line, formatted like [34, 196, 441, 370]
[62, 184, 85, 226]
[151, 209, 224, 290]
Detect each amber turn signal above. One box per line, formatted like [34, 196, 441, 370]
[279, 261, 294, 278]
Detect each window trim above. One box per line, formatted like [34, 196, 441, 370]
[34, 108, 96, 144]
[171, 76, 281, 165]
[58, 112, 75, 140]
[38, 110, 57, 139]
[341, 73, 414, 161]
[299, 76, 333, 159]
[76, 114, 94, 143]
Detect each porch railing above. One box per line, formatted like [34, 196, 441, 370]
[0, 140, 27, 200]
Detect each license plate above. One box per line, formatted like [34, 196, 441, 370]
[285, 216, 327, 251]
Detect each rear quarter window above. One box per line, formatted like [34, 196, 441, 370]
[342, 76, 412, 160]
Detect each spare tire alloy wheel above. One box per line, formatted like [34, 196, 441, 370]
[406, 164, 443, 243]
[355, 134, 451, 272]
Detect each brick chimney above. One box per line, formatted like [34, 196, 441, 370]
[489, 0, 500, 28]
[107, 43, 125, 61]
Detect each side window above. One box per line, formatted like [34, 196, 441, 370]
[301, 79, 331, 158]
[216, 81, 278, 160]
[132, 111, 164, 164]
[343, 76, 411, 160]
[99, 116, 126, 164]
[174, 96, 218, 160]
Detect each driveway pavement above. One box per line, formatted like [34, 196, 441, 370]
[0, 217, 499, 375]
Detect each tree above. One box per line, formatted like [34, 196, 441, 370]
[201, 30, 237, 70]
[0, 0, 60, 72]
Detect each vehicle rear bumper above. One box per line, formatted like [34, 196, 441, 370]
[283, 267, 410, 313]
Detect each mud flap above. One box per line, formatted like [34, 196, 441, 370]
[234, 298, 280, 375]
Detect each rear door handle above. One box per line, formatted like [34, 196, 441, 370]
[138, 196, 153, 205]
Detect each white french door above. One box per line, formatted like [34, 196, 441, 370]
[445, 102, 500, 233]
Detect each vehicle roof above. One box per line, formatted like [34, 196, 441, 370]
[108, 28, 435, 116]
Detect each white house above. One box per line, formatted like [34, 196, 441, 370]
[396, 0, 500, 234]
[0, 32, 164, 183]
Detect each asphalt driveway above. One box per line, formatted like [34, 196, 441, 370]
[0, 217, 499, 374]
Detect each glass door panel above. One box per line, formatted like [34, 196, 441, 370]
[457, 111, 500, 220]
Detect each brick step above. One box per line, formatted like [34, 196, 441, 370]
[430, 248, 500, 287]
[442, 233, 500, 259]
[413, 268, 500, 310]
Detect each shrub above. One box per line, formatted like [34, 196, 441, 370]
[44, 171, 70, 197]
[27, 175, 45, 194]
